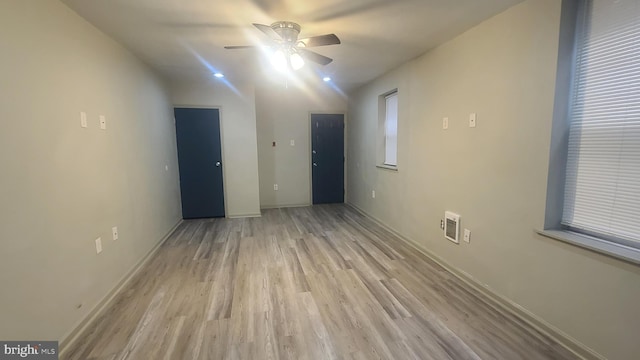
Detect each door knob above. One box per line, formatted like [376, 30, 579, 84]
[216, 161, 221, 167]
[312, 150, 317, 154]
[313, 163, 317, 167]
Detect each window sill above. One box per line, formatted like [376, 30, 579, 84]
[537, 229, 640, 266]
[376, 164, 398, 172]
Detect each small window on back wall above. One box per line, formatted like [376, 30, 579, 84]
[381, 91, 398, 167]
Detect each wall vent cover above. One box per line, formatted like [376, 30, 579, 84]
[445, 211, 460, 243]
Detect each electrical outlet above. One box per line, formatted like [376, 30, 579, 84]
[440, 219, 445, 230]
[464, 229, 471, 243]
[274, 184, 278, 191]
[372, 190, 376, 199]
[95, 238, 102, 254]
[112, 226, 118, 241]
[442, 117, 449, 130]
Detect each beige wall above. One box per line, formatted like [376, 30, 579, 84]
[171, 80, 261, 217]
[0, 0, 182, 343]
[346, 0, 640, 359]
[255, 84, 347, 208]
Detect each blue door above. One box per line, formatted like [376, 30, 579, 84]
[174, 108, 225, 218]
[312, 114, 345, 204]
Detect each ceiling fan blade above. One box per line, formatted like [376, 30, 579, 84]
[253, 23, 281, 41]
[298, 48, 333, 66]
[224, 45, 259, 50]
[298, 34, 341, 47]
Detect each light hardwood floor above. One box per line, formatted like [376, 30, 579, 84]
[64, 205, 577, 360]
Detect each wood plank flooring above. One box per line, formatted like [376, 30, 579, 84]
[64, 205, 578, 360]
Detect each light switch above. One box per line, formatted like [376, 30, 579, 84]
[469, 113, 477, 128]
[112, 227, 118, 241]
[464, 229, 471, 243]
[290, 139, 295, 146]
[443, 117, 449, 130]
[99, 115, 106, 130]
[80, 112, 87, 128]
[95, 238, 103, 254]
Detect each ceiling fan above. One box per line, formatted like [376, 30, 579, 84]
[224, 21, 340, 70]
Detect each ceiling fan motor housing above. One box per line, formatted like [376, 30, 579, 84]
[271, 21, 301, 43]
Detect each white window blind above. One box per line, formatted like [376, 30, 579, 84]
[384, 92, 398, 166]
[563, 0, 640, 246]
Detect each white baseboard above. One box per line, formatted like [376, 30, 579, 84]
[227, 212, 262, 218]
[260, 203, 311, 210]
[345, 203, 604, 360]
[58, 219, 183, 357]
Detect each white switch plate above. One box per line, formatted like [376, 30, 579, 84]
[80, 112, 87, 128]
[95, 237, 103, 254]
[464, 229, 471, 243]
[442, 117, 449, 130]
[165, 165, 169, 171]
[290, 139, 295, 146]
[112, 227, 118, 241]
[99, 115, 106, 130]
[372, 190, 376, 199]
[469, 113, 477, 128]
[274, 184, 278, 191]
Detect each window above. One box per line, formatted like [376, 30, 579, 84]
[542, 0, 640, 264]
[382, 91, 398, 167]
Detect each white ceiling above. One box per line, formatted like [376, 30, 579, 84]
[61, 0, 523, 91]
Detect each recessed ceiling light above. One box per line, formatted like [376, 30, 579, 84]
[213, 72, 224, 78]
[323, 76, 331, 82]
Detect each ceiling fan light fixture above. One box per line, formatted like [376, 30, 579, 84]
[290, 52, 305, 70]
[227, 21, 339, 71]
[271, 49, 288, 72]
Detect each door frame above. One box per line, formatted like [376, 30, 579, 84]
[308, 111, 348, 205]
[173, 105, 229, 218]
